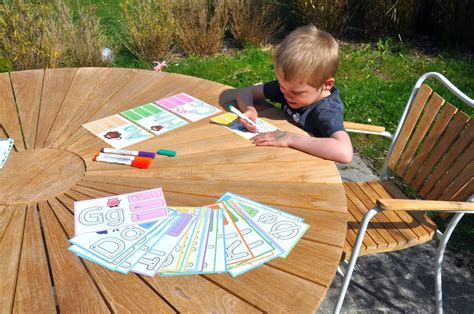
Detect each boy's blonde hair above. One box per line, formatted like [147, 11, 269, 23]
[274, 25, 339, 88]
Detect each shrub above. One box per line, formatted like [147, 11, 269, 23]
[293, 0, 353, 35]
[361, 0, 421, 38]
[120, 0, 174, 62]
[0, 1, 63, 70]
[172, 0, 228, 56]
[0, 0, 110, 70]
[228, 0, 283, 48]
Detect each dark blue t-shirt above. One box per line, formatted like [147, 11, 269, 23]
[263, 80, 345, 137]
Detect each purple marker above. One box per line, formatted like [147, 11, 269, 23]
[100, 147, 156, 159]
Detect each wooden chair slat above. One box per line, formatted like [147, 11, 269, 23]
[413, 112, 471, 193]
[427, 142, 474, 200]
[451, 177, 474, 202]
[356, 182, 419, 245]
[405, 104, 458, 184]
[346, 198, 376, 250]
[439, 162, 473, 201]
[395, 92, 445, 177]
[35, 68, 78, 149]
[0, 73, 24, 151]
[0, 205, 27, 312]
[417, 120, 473, 196]
[13, 204, 56, 313]
[38, 201, 110, 313]
[344, 184, 394, 248]
[47, 198, 178, 312]
[387, 84, 432, 170]
[367, 181, 436, 241]
[10, 70, 45, 150]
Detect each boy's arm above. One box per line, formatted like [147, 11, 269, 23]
[251, 130, 353, 164]
[235, 84, 266, 132]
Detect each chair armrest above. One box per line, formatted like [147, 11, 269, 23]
[377, 199, 474, 212]
[344, 121, 385, 133]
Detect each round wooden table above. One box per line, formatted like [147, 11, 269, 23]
[0, 68, 347, 313]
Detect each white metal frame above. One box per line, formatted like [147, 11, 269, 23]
[334, 72, 474, 314]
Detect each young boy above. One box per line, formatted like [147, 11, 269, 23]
[235, 25, 353, 164]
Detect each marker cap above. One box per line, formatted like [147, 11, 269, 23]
[157, 149, 176, 157]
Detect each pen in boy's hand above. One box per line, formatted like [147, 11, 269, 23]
[228, 104, 260, 132]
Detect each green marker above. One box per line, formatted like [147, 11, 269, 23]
[157, 149, 176, 157]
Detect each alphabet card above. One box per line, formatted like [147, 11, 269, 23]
[74, 188, 169, 235]
[219, 192, 309, 258]
[210, 112, 278, 140]
[154, 93, 221, 122]
[201, 204, 226, 274]
[120, 103, 188, 136]
[0, 138, 14, 168]
[129, 212, 196, 276]
[82, 114, 153, 149]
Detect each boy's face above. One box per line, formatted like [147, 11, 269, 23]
[276, 68, 326, 109]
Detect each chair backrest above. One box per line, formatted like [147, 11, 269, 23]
[382, 73, 473, 202]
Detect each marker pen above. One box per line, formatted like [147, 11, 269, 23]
[97, 152, 152, 164]
[100, 147, 156, 159]
[228, 105, 261, 132]
[92, 154, 150, 169]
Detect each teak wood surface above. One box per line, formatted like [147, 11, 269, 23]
[0, 68, 347, 313]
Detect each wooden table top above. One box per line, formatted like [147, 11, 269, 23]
[0, 68, 347, 313]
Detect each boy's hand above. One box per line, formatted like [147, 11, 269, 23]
[240, 106, 258, 132]
[251, 130, 293, 147]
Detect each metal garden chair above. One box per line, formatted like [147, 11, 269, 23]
[336, 72, 474, 313]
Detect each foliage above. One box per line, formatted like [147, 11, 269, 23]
[120, 0, 174, 62]
[293, 0, 354, 35]
[227, 0, 283, 48]
[172, 0, 228, 56]
[361, 0, 421, 38]
[0, 0, 109, 70]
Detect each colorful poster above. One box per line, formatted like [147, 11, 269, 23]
[82, 114, 152, 149]
[155, 93, 221, 122]
[210, 112, 278, 139]
[0, 138, 14, 168]
[74, 188, 169, 235]
[120, 103, 188, 136]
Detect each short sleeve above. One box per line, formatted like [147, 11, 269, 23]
[263, 80, 286, 103]
[312, 106, 345, 137]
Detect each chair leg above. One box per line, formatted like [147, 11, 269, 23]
[435, 212, 465, 314]
[333, 207, 381, 314]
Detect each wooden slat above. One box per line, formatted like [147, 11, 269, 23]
[439, 162, 473, 201]
[345, 195, 377, 251]
[427, 142, 474, 200]
[344, 121, 385, 133]
[405, 103, 457, 184]
[35, 68, 77, 148]
[42, 68, 110, 148]
[0, 205, 27, 312]
[387, 84, 432, 170]
[38, 201, 110, 313]
[10, 70, 44, 149]
[344, 184, 393, 250]
[395, 92, 445, 177]
[418, 120, 473, 196]
[13, 204, 56, 313]
[451, 178, 474, 202]
[0, 73, 24, 151]
[206, 264, 328, 312]
[368, 181, 435, 241]
[413, 112, 471, 193]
